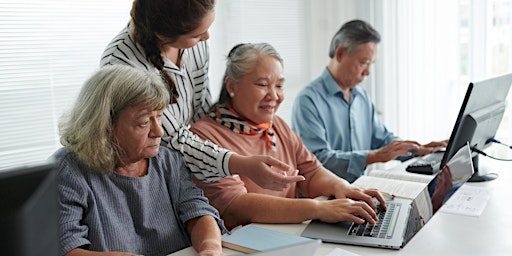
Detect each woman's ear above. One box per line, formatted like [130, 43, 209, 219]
[225, 77, 235, 97]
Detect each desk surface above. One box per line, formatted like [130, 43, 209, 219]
[170, 157, 512, 256]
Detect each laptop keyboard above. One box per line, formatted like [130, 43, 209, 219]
[348, 202, 400, 239]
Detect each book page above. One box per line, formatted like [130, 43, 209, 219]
[352, 176, 426, 200]
[368, 169, 434, 184]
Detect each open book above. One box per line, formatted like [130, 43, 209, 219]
[353, 145, 474, 222]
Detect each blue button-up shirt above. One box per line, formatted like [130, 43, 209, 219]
[291, 68, 399, 182]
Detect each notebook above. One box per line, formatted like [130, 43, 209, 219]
[222, 225, 318, 253]
[301, 143, 474, 249]
[231, 239, 321, 256]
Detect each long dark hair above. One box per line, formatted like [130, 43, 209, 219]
[130, 0, 215, 103]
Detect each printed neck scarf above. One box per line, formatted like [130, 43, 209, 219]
[209, 103, 276, 151]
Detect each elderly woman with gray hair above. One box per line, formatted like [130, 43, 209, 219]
[54, 65, 224, 256]
[190, 43, 386, 230]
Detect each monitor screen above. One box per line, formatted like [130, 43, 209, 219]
[0, 162, 59, 256]
[440, 72, 512, 181]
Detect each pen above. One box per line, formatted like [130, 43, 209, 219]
[380, 191, 410, 200]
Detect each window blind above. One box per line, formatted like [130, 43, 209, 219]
[0, 0, 131, 170]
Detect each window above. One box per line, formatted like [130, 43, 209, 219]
[483, 0, 512, 157]
[373, 0, 512, 158]
[0, 0, 132, 170]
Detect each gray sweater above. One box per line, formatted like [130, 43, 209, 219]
[54, 146, 224, 256]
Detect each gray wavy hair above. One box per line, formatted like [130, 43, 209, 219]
[59, 65, 169, 173]
[216, 42, 283, 106]
[328, 19, 381, 57]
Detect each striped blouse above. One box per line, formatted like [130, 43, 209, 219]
[100, 22, 231, 182]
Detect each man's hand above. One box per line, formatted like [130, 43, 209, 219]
[412, 140, 448, 156]
[229, 154, 305, 191]
[366, 140, 420, 165]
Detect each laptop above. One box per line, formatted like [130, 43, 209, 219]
[301, 144, 474, 249]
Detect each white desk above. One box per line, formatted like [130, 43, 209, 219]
[170, 157, 512, 256]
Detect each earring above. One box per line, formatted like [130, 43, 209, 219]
[229, 92, 235, 97]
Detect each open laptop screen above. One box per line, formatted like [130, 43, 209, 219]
[420, 143, 474, 222]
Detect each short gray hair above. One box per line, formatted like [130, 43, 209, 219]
[59, 65, 169, 173]
[328, 19, 381, 58]
[217, 43, 283, 105]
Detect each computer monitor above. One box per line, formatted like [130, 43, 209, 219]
[440, 73, 512, 182]
[0, 161, 59, 256]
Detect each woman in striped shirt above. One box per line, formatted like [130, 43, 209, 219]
[100, 0, 303, 189]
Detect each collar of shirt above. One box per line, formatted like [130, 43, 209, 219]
[319, 67, 363, 103]
[162, 49, 188, 76]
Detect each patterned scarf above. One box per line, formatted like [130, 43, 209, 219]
[209, 103, 277, 151]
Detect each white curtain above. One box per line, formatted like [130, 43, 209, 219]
[374, 0, 462, 143]
[372, 0, 512, 158]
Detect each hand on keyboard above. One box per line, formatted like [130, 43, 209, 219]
[411, 140, 448, 156]
[319, 198, 379, 224]
[367, 140, 421, 165]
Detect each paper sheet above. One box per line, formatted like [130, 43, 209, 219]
[439, 185, 493, 216]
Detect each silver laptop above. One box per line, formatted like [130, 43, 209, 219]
[301, 144, 474, 249]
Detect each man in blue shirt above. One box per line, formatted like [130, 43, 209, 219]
[291, 20, 446, 182]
